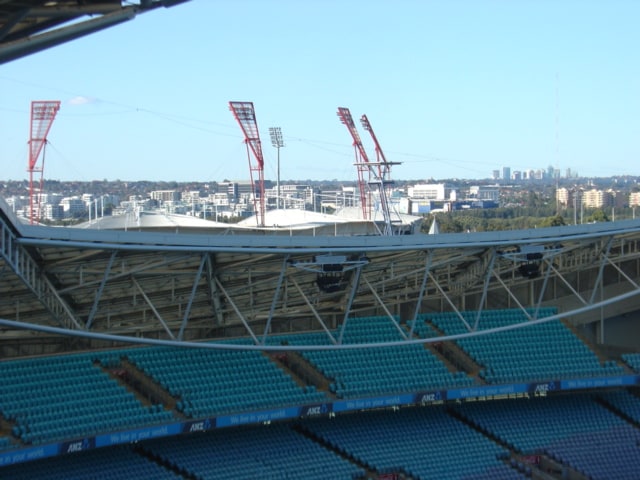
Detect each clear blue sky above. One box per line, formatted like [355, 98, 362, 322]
[1, 0, 638, 183]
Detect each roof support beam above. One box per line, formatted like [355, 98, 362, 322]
[546, 262, 589, 306]
[533, 256, 556, 319]
[132, 277, 176, 340]
[214, 277, 259, 344]
[290, 277, 338, 345]
[409, 250, 433, 337]
[0, 8, 28, 41]
[0, 215, 81, 330]
[85, 250, 116, 330]
[0, 9, 136, 65]
[177, 253, 206, 340]
[337, 265, 364, 345]
[362, 276, 408, 340]
[429, 271, 473, 332]
[204, 253, 224, 326]
[261, 255, 289, 345]
[489, 268, 533, 321]
[589, 237, 614, 305]
[604, 254, 640, 290]
[473, 249, 497, 331]
[55, 253, 195, 296]
[5, 286, 640, 351]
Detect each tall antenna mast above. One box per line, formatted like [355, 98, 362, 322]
[229, 101, 265, 227]
[28, 100, 60, 225]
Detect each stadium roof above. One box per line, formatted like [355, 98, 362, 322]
[2, 195, 640, 355]
[0, 0, 189, 65]
[72, 206, 423, 236]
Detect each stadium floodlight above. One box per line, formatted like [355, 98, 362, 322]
[269, 127, 285, 209]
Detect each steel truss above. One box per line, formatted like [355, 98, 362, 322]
[2, 208, 640, 351]
[0, 1, 191, 65]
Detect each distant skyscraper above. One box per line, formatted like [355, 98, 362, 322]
[492, 170, 500, 180]
[502, 167, 511, 182]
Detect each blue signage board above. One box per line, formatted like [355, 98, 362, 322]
[0, 443, 59, 467]
[95, 422, 183, 448]
[216, 406, 301, 428]
[560, 374, 637, 391]
[333, 394, 414, 413]
[446, 382, 529, 400]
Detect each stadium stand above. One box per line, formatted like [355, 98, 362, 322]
[2, 5, 640, 476]
[421, 308, 625, 383]
[452, 393, 628, 454]
[295, 316, 474, 399]
[0, 435, 13, 452]
[622, 352, 640, 372]
[0, 444, 183, 480]
[300, 406, 521, 479]
[599, 389, 640, 424]
[4, 383, 640, 479]
[140, 423, 364, 480]
[452, 391, 640, 479]
[0, 353, 174, 445]
[1, 310, 640, 478]
[126, 343, 327, 418]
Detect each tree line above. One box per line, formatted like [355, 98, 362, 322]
[422, 207, 620, 234]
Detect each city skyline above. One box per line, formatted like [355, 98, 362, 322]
[1, 1, 638, 183]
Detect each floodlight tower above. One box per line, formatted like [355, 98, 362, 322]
[337, 107, 371, 220]
[360, 114, 401, 236]
[229, 101, 265, 227]
[27, 100, 61, 225]
[269, 127, 285, 209]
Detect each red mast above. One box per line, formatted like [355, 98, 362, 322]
[229, 101, 265, 227]
[337, 107, 371, 220]
[28, 100, 60, 225]
[360, 114, 393, 181]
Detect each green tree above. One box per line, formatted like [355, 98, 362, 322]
[587, 209, 609, 223]
[539, 215, 566, 227]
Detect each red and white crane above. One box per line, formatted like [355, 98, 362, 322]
[27, 100, 60, 225]
[337, 107, 399, 236]
[229, 101, 265, 227]
[337, 107, 372, 221]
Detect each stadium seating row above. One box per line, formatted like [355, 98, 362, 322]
[421, 308, 625, 384]
[126, 345, 326, 418]
[0, 354, 172, 445]
[299, 315, 474, 399]
[0, 310, 631, 453]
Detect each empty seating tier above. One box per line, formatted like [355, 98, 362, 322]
[421, 308, 624, 383]
[292, 316, 474, 399]
[126, 343, 326, 418]
[0, 353, 173, 445]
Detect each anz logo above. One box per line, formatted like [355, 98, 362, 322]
[420, 391, 441, 404]
[305, 404, 328, 416]
[66, 439, 89, 453]
[189, 422, 206, 432]
[534, 383, 554, 396]
[189, 419, 211, 432]
[535, 384, 549, 395]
